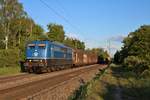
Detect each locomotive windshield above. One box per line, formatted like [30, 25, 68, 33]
[27, 44, 46, 49]
[28, 44, 35, 49]
[38, 44, 46, 49]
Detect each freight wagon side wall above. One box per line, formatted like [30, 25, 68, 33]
[73, 50, 84, 66]
[83, 53, 88, 65]
[73, 49, 98, 66]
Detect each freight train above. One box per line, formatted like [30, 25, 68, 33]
[24, 40, 98, 73]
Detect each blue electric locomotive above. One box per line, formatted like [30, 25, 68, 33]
[24, 40, 73, 73]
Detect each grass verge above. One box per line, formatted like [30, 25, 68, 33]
[0, 66, 21, 76]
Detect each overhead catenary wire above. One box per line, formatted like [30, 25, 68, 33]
[55, 0, 71, 18]
[39, 0, 81, 33]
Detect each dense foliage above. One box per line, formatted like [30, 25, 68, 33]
[63, 37, 85, 50]
[0, 49, 19, 67]
[114, 25, 150, 75]
[47, 23, 65, 42]
[0, 0, 45, 50]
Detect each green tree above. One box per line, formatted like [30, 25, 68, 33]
[47, 23, 65, 42]
[63, 37, 85, 50]
[0, 0, 26, 49]
[0, 0, 45, 61]
[113, 50, 121, 64]
[114, 25, 150, 74]
[29, 24, 44, 41]
[120, 25, 150, 63]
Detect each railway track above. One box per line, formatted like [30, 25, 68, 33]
[0, 73, 35, 84]
[0, 64, 101, 90]
[0, 64, 106, 100]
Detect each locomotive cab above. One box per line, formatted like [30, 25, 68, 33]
[24, 41, 49, 73]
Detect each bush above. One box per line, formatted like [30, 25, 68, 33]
[0, 66, 20, 75]
[123, 56, 140, 68]
[123, 56, 149, 75]
[0, 49, 20, 67]
[140, 70, 150, 78]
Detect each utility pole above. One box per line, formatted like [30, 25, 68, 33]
[5, 23, 9, 50]
[18, 21, 21, 45]
[5, 36, 8, 50]
[107, 39, 111, 57]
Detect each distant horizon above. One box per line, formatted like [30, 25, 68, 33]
[19, 0, 150, 55]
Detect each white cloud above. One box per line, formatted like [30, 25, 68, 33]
[109, 35, 125, 42]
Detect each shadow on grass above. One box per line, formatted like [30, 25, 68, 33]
[121, 85, 150, 100]
[110, 65, 138, 79]
[102, 82, 150, 100]
[102, 65, 150, 100]
[100, 81, 117, 100]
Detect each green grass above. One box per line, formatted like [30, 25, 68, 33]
[0, 66, 21, 76]
[121, 78, 150, 100]
[85, 80, 107, 100]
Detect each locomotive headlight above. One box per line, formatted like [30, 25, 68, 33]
[29, 60, 32, 62]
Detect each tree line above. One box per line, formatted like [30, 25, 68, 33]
[114, 25, 150, 76]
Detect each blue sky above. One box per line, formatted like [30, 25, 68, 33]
[19, 0, 150, 55]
